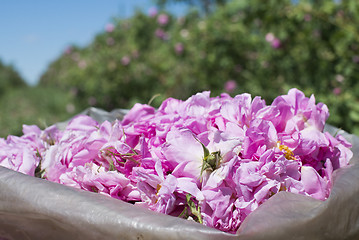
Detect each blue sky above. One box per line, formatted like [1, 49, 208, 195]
[0, 1, 187, 86]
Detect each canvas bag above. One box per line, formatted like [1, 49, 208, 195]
[1, 108, 358, 240]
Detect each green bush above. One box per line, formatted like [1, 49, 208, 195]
[0, 87, 79, 137]
[39, 0, 359, 134]
[0, 60, 26, 94]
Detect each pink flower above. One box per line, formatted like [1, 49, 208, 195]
[265, 33, 281, 49]
[121, 56, 131, 66]
[220, 92, 266, 128]
[0, 125, 60, 176]
[64, 46, 72, 55]
[224, 80, 237, 93]
[105, 23, 115, 33]
[148, 7, 158, 17]
[162, 128, 204, 180]
[271, 38, 281, 48]
[271, 88, 329, 132]
[155, 28, 169, 40]
[0, 138, 40, 176]
[300, 166, 327, 200]
[122, 103, 155, 125]
[241, 119, 278, 159]
[265, 33, 275, 42]
[333, 87, 341, 95]
[157, 13, 169, 26]
[174, 42, 184, 54]
[201, 186, 240, 233]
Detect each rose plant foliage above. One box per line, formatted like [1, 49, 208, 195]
[38, 0, 359, 137]
[0, 89, 353, 234]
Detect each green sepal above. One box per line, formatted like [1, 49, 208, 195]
[199, 141, 210, 159]
[34, 149, 45, 178]
[186, 194, 203, 224]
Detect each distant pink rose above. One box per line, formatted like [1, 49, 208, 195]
[271, 38, 281, 49]
[155, 28, 169, 40]
[148, 7, 158, 17]
[105, 23, 115, 33]
[333, 87, 341, 95]
[265, 33, 281, 49]
[265, 33, 275, 42]
[64, 46, 72, 55]
[224, 80, 237, 93]
[157, 13, 169, 26]
[174, 43, 184, 54]
[121, 56, 131, 66]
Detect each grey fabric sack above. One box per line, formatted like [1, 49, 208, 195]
[1, 108, 359, 240]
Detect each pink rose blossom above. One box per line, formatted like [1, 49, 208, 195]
[64, 46, 72, 55]
[155, 28, 169, 40]
[148, 7, 158, 17]
[333, 87, 341, 95]
[224, 80, 237, 93]
[265, 33, 281, 49]
[105, 23, 115, 33]
[271, 38, 281, 48]
[157, 13, 169, 26]
[0, 88, 352, 234]
[174, 42, 184, 54]
[265, 33, 275, 42]
[121, 56, 131, 66]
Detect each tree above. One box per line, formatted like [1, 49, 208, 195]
[0, 59, 26, 94]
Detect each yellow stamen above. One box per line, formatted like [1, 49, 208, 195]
[277, 141, 296, 160]
[279, 185, 287, 191]
[156, 184, 162, 194]
[154, 184, 162, 204]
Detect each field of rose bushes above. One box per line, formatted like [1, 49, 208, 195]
[1, 0, 359, 137]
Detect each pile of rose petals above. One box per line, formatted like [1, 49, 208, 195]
[0, 89, 352, 233]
